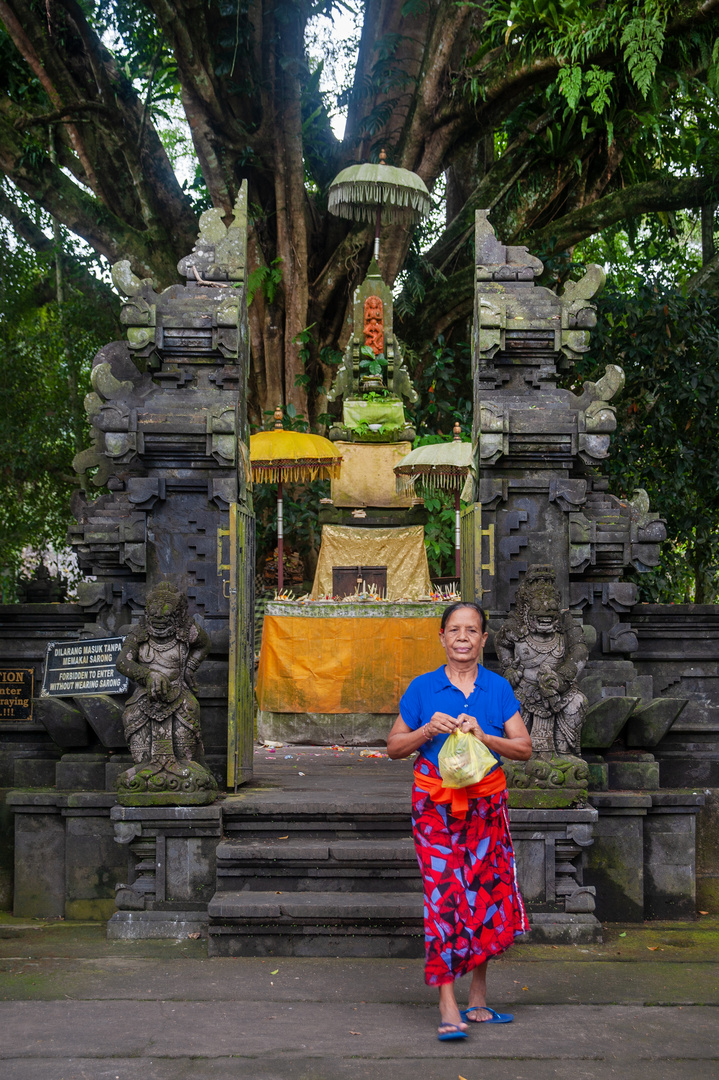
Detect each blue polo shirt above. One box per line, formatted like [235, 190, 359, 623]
[399, 664, 521, 770]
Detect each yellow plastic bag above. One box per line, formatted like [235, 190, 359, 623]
[438, 729, 498, 789]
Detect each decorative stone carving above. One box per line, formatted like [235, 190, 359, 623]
[496, 565, 588, 759]
[67, 186, 251, 653]
[503, 755, 590, 791]
[467, 210, 667, 679]
[115, 582, 218, 805]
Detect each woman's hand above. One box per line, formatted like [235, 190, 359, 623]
[457, 712, 485, 741]
[387, 713, 457, 760]
[427, 711, 461, 738]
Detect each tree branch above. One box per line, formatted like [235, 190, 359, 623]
[0, 113, 178, 281]
[13, 102, 113, 129]
[529, 174, 719, 252]
[0, 187, 118, 307]
[687, 250, 719, 296]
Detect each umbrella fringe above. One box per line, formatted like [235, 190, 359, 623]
[395, 474, 417, 495]
[395, 469, 467, 495]
[328, 181, 430, 224]
[252, 463, 342, 484]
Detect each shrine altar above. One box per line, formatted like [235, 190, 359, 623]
[256, 600, 446, 743]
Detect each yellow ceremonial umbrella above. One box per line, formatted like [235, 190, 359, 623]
[250, 406, 342, 590]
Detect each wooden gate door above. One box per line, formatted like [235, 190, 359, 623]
[226, 502, 255, 790]
[460, 504, 494, 603]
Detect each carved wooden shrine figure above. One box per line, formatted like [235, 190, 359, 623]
[363, 295, 384, 357]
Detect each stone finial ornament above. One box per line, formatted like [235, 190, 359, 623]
[176, 194, 247, 282]
[115, 582, 217, 805]
[496, 565, 588, 757]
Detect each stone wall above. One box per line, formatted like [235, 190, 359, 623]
[630, 604, 719, 909]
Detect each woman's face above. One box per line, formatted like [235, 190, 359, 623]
[440, 607, 488, 664]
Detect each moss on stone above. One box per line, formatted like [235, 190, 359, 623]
[64, 899, 117, 921]
[507, 788, 588, 809]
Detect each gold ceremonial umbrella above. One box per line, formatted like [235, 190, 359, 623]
[394, 422, 472, 579]
[328, 149, 431, 260]
[250, 406, 342, 590]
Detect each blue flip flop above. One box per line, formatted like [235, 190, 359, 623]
[437, 1022, 469, 1041]
[460, 1006, 513, 1024]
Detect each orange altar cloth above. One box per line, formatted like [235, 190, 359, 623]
[256, 607, 446, 714]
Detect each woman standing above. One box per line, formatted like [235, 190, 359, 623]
[387, 601, 532, 1040]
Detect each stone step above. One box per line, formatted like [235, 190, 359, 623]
[216, 837, 417, 863]
[221, 790, 412, 829]
[223, 822, 411, 840]
[215, 837, 421, 893]
[207, 889, 425, 958]
[209, 889, 424, 920]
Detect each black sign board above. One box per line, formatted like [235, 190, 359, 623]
[41, 638, 129, 698]
[0, 668, 34, 720]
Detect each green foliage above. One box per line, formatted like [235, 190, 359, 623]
[422, 489, 458, 579]
[291, 324, 339, 396]
[0, 234, 119, 596]
[574, 284, 719, 602]
[402, 336, 473, 577]
[351, 420, 401, 438]
[575, 214, 704, 294]
[620, 16, 665, 99]
[585, 66, 614, 113]
[557, 64, 583, 110]
[253, 476, 329, 588]
[358, 344, 387, 378]
[406, 336, 473, 438]
[293, 322, 317, 389]
[247, 257, 284, 307]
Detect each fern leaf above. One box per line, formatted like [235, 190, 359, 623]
[557, 64, 583, 110]
[586, 66, 614, 114]
[620, 16, 665, 98]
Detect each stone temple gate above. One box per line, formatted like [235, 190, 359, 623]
[0, 204, 716, 937]
[69, 184, 256, 792]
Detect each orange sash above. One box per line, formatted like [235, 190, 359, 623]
[413, 765, 507, 818]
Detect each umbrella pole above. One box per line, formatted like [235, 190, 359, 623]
[454, 490, 461, 581]
[374, 203, 381, 261]
[277, 480, 284, 592]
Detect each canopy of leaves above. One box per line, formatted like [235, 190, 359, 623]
[573, 283, 719, 603]
[0, 0, 717, 428]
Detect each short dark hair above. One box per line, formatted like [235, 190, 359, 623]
[440, 601, 487, 633]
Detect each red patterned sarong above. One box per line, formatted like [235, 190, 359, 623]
[412, 762, 528, 986]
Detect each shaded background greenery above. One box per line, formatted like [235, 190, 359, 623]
[0, 231, 118, 599]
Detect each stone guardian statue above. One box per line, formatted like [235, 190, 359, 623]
[496, 565, 588, 756]
[115, 582, 218, 805]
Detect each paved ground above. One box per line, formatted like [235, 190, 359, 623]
[1, 914, 718, 1080]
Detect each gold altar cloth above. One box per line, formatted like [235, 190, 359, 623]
[312, 524, 431, 599]
[331, 441, 414, 508]
[256, 612, 445, 713]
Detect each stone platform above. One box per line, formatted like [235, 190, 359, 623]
[100, 748, 601, 952]
[5, 747, 705, 953]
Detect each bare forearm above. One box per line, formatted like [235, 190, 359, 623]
[387, 727, 430, 760]
[479, 731, 532, 761]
